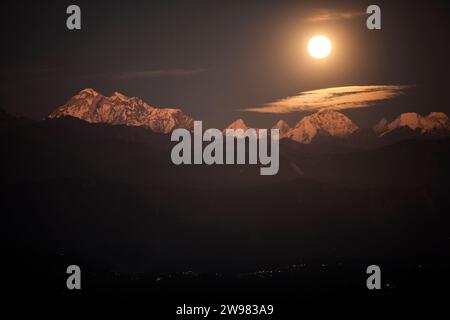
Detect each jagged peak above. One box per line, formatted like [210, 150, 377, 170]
[317, 108, 348, 117]
[273, 119, 290, 128]
[390, 112, 422, 130]
[226, 118, 248, 129]
[427, 112, 448, 120]
[77, 88, 100, 96]
[396, 112, 421, 121]
[111, 91, 129, 100]
[164, 107, 183, 113]
[272, 120, 291, 137]
[295, 109, 357, 126]
[373, 118, 388, 133]
[377, 111, 450, 136]
[48, 89, 194, 134]
[288, 109, 359, 144]
[316, 108, 338, 114]
[375, 117, 388, 125]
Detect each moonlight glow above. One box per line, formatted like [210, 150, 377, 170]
[307, 35, 332, 59]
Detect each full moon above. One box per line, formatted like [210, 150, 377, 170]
[307, 35, 332, 59]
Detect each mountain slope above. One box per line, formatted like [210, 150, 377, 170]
[286, 109, 358, 144]
[2, 117, 450, 272]
[272, 120, 291, 137]
[223, 118, 263, 138]
[375, 112, 450, 136]
[224, 118, 249, 131]
[49, 88, 194, 133]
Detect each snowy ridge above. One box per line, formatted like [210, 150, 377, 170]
[49, 89, 450, 143]
[272, 120, 291, 137]
[374, 112, 450, 136]
[49, 88, 194, 134]
[286, 109, 358, 143]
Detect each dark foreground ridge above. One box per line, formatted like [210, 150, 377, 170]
[1, 112, 449, 299]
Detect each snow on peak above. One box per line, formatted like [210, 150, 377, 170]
[111, 91, 129, 101]
[426, 112, 449, 125]
[272, 120, 291, 137]
[376, 112, 450, 136]
[389, 112, 422, 131]
[286, 109, 358, 144]
[373, 118, 388, 134]
[48, 88, 193, 133]
[77, 88, 99, 96]
[223, 119, 264, 138]
[225, 119, 249, 131]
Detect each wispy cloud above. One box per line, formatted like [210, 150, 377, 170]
[0, 67, 58, 76]
[87, 68, 206, 80]
[241, 85, 412, 114]
[0, 67, 59, 90]
[117, 68, 206, 79]
[307, 9, 365, 22]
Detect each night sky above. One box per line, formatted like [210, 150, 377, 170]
[1, 0, 449, 128]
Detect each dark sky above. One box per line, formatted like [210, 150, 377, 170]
[1, 0, 449, 128]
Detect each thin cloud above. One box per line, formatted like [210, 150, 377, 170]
[117, 68, 206, 79]
[0, 67, 59, 90]
[0, 67, 58, 76]
[86, 68, 206, 79]
[307, 10, 365, 22]
[241, 85, 412, 114]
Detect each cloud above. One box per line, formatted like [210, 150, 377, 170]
[0, 67, 58, 76]
[117, 68, 206, 79]
[87, 68, 206, 80]
[241, 85, 412, 114]
[307, 10, 365, 22]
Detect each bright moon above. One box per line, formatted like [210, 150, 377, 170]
[308, 35, 332, 59]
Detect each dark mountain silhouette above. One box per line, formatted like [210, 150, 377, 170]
[2, 112, 450, 188]
[1, 109, 449, 298]
[0, 107, 11, 120]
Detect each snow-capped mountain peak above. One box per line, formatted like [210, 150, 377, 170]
[225, 118, 249, 131]
[286, 109, 359, 144]
[388, 112, 422, 131]
[425, 112, 450, 129]
[111, 91, 129, 101]
[76, 88, 99, 97]
[376, 112, 450, 136]
[48, 89, 193, 133]
[272, 120, 291, 136]
[223, 119, 263, 138]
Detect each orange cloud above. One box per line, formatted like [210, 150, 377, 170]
[241, 85, 412, 114]
[307, 10, 365, 22]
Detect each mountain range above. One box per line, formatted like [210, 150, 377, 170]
[49, 88, 194, 133]
[2, 94, 450, 276]
[49, 89, 450, 144]
[374, 112, 450, 136]
[223, 109, 450, 143]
